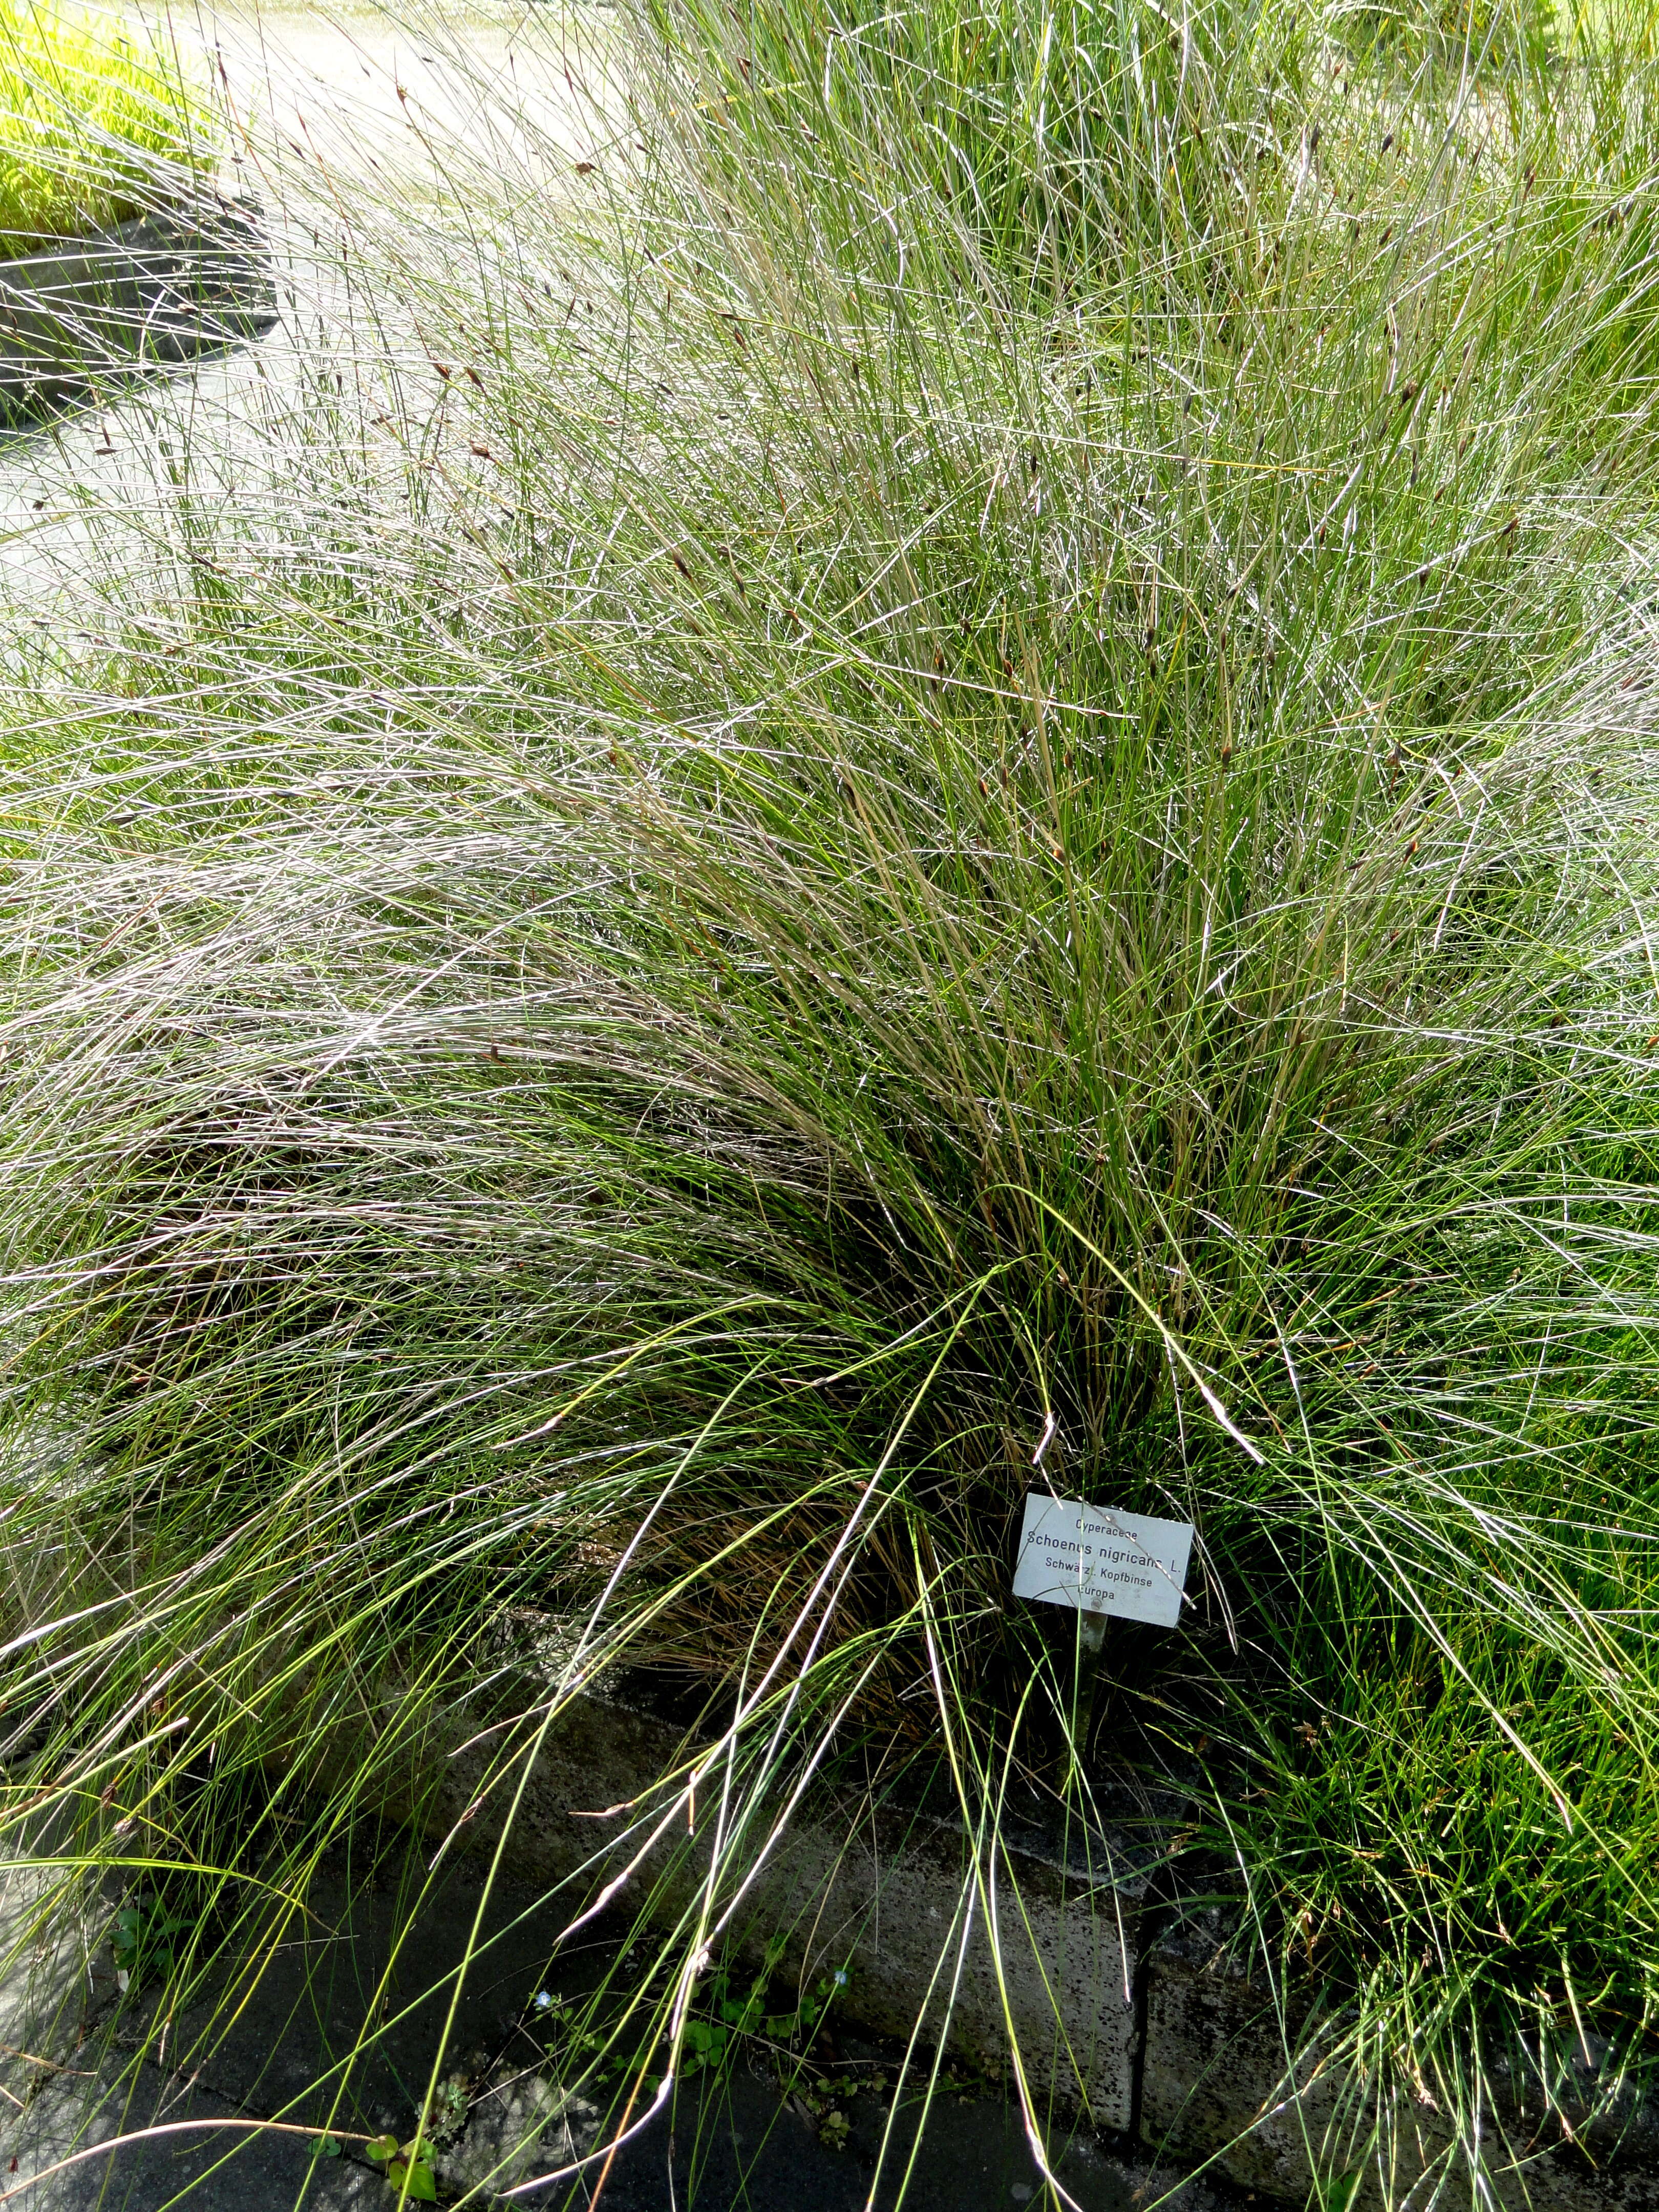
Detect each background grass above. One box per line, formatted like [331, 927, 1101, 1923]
[0, 0, 211, 248]
[6, 0, 1659, 2200]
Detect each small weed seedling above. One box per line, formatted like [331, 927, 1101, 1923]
[683, 1952, 848, 2077]
[527, 1940, 850, 2114]
[365, 2132, 438, 2201]
[110, 1900, 187, 1994]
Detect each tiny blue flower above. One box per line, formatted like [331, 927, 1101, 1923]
[534, 1990, 555, 2012]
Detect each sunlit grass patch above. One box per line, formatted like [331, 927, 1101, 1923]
[0, 0, 212, 247]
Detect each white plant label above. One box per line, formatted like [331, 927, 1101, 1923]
[1011, 1493, 1193, 1629]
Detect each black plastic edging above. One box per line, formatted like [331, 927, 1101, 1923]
[0, 195, 278, 415]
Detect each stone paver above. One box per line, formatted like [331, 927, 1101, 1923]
[0, 1848, 1225, 2211]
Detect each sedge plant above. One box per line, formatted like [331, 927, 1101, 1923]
[6, 0, 1659, 2200]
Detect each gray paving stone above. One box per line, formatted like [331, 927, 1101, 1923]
[0, 1839, 1218, 2211]
[0, 2050, 384, 2211]
[1139, 1907, 1659, 2212]
[527, 2070, 1224, 2212]
[132, 1860, 579, 2141]
[409, 1669, 1162, 2127]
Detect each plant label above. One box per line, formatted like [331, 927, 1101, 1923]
[1012, 1493, 1193, 1629]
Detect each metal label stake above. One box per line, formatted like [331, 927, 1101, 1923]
[1010, 1491, 1194, 1786]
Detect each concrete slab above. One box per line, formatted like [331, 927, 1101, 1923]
[0, 1836, 1226, 2212]
[1138, 1907, 1659, 2212]
[1, 2054, 384, 2211]
[0, 1862, 100, 2075]
[0, 2030, 1231, 2212]
[131, 1859, 582, 2142]
[519, 2069, 1226, 2212]
[410, 1671, 1160, 2127]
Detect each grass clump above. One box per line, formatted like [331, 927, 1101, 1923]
[0, 0, 211, 248]
[6, 0, 1659, 2201]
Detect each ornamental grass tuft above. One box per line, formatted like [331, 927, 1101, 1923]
[6, 0, 1659, 2198]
